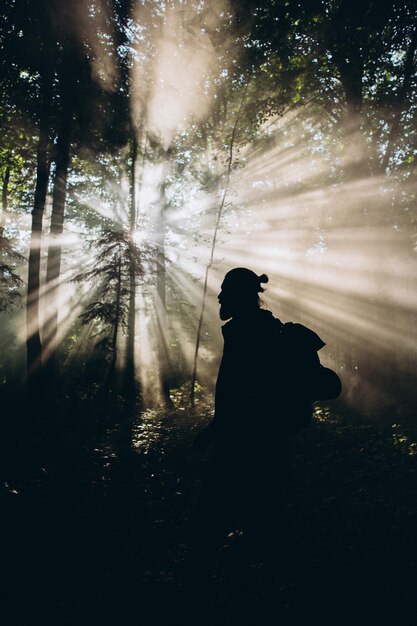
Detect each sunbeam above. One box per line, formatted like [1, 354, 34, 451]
[1, 0, 416, 418]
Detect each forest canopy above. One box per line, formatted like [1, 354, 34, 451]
[1, 0, 417, 418]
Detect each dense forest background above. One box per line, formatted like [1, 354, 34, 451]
[1, 0, 417, 417]
[1, 0, 417, 623]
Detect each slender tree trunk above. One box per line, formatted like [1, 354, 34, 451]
[26, 68, 53, 402]
[201, 124, 207, 152]
[104, 250, 123, 412]
[155, 174, 173, 407]
[190, 86, 248, 406]
[124, 135, 139, 411]
[42, 76, 73, 376]
[1, 165, 10, 225]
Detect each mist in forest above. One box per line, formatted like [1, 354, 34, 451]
[2, 4, 417, 624]
[0, 0, 416, 418]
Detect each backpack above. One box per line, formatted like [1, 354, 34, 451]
[278, 322, 342, 433]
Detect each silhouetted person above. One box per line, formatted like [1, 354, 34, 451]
[182, 266, 340, 619]
[186, 267, 313, 593]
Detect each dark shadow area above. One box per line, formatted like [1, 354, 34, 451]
[2, 390, 417, 625]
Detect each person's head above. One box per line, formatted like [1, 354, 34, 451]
[218, 267, 269, 320]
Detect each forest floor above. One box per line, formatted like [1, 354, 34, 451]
[2, 394, 417, 626]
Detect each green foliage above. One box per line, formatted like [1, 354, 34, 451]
[72, 228, 142, 349]
[392, 423, 417, 457]
[169, 381, 213, 412]
[0, 0, 415, 411]
[0, 229, 25, 313]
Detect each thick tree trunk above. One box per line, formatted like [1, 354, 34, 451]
[42, 79, 73, 375]
[26, 69, 53, 401]
[338, 63, 363, 121]
[324, 2, 370, 178]
[334, 56, 371, 180]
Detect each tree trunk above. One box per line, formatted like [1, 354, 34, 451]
[324, 3, 369, 179]
[334, 55, 371, 180]
[155, 151, 173, 407]
[1, 165, 10, 225]
[190, 86, 248, 405]
[26, 68, 53, 403]
[155, 196, 173, 407]
[104, 250, 123, 413]
[338, 62, 363, 121]
[124, 135, 139, 412]
[42, 75, 73, 376]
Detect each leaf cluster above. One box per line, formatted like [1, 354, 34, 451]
[71, 227, 143, 341]
[0, 230, 25, 313]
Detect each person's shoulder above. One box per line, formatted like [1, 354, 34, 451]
[258, 308, 283, 328]
[221, 309, 282, 338]
[221, 318, 237, 339]
[282, 321, 325, 351]
[254, 309, 284, 343]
